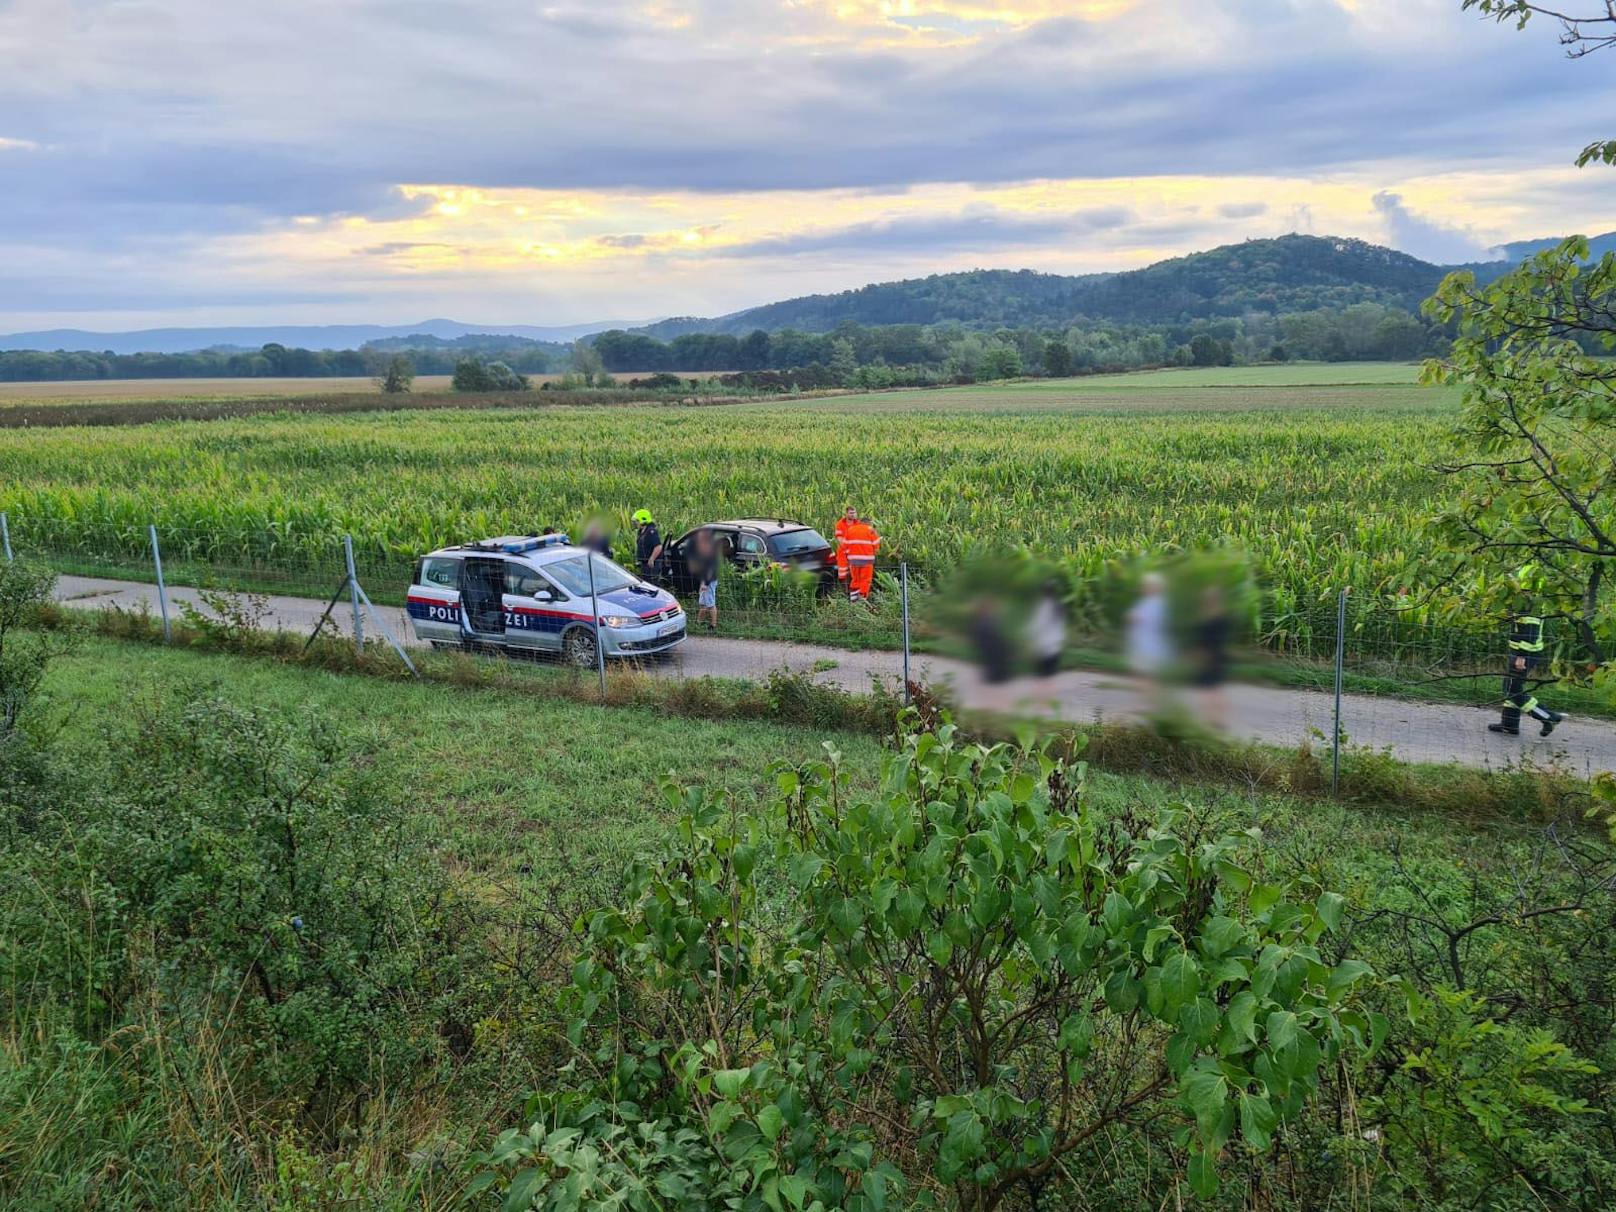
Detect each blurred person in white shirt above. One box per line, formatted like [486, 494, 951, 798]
[1029, 580, 1067, 678]
[1127, 573, 1171, 677]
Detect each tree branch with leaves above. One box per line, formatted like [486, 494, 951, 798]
[1422, 238, 1616, 668]
[1462, 1, 1616, 163]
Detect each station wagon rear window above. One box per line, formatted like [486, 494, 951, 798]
[769, 528, 829, 555]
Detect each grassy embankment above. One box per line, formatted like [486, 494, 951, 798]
[2, 631, 1600, 1209]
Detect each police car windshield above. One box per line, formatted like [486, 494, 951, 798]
[546, 555, 638, 597]
[769, 528, 828, 555]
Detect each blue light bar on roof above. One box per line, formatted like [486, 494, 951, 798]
[492, 534, 570, 554]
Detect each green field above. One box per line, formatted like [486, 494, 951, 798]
[1041, 362, 1427, 388]
[10, 635, 1608, 1209]
[47, 638, 870, 882]
[0, 364, 1460, 635]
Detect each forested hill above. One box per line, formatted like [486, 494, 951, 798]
[635, 233, 1544, 338]
[641, 268, 1094, 338]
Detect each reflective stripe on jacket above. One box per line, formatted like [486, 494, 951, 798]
[1508, 615, 1545, 653]
[839, 521, 880, 566]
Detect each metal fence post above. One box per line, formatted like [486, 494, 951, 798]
[148, 524, 172, 643]
[1332, 586, 1348, 796]
[900, 562, 912, 705]
[353, 580, 419, 678]
[587, 551, 607, 698]
[0, 512, 11, 562]
[344, 536, 363, 653]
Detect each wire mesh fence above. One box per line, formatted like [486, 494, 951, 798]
[9, 513, 414, 604]
[8, 511, 1610, 780]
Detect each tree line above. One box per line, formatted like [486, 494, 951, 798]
[0, 340, 557, 382]
[0, 303, 1451, 386]
[589, 302, 1452, 382]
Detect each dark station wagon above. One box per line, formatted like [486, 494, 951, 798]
[662, 518, 838, 595]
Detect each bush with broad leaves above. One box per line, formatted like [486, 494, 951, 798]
[478, 717, 1376, 1210]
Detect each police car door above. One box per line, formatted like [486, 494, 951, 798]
[459, 557, 507, 643]
[503, 562, 564, 654]
[409, 555, 464, 644]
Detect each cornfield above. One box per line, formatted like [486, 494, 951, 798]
[0, 370, 1466, 644]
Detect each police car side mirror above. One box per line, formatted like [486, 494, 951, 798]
[532, 589, 555, 602]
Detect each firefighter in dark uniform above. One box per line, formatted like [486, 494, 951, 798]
[1489, 571, 1565, 737]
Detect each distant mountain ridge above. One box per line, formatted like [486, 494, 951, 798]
[0, 317, 643, 356]
[1491, 231, 1616, 263]
[631, 232, 1615, 339]
[5, 230, 1611, 357]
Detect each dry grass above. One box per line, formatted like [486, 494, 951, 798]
[0, 370, 733, 406]
[0, 375, 455, 402]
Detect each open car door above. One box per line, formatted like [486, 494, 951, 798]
[460, 557, 508, 642]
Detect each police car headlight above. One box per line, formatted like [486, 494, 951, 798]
[600, 615, 635, 629]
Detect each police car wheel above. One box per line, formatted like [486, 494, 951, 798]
[563, 628, 598, 666]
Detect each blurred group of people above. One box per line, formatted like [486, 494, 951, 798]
[973, 580, 1070, 683]
[959, 567, 1234, 730]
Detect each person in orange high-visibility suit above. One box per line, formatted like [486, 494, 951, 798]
[835, 515, 881, 602]
[832, 507, 859, 591]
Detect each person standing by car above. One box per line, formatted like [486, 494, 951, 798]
[581, 517, 613, 559]
[690, 527, 720, 631]
[633, 509, 664, 581]
[835, 514, 882, 602]
[833, 507, 859, 592]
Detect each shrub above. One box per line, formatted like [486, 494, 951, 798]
[1367, 987, 1611, 1209]
[0, 559, 61, 738]
[480, 718, 1374, 1208]
[1, 690, 471, 1130]
[0, 559, 68, 813]
[453, 356, 530, 392]
[628, 371, 687, 390]
[378, 353, 415, 394]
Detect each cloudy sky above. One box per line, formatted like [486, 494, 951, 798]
[1, 0, 1610, 330]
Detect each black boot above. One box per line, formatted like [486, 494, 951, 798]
[1539, 712, 1563, 737]
[1488, 722, 1520, 735]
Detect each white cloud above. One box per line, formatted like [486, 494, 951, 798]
[1370, 190, 1491, 262]
[0, 0, 1608, 324]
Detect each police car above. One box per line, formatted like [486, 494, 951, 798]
[407, 534, 685, 663]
